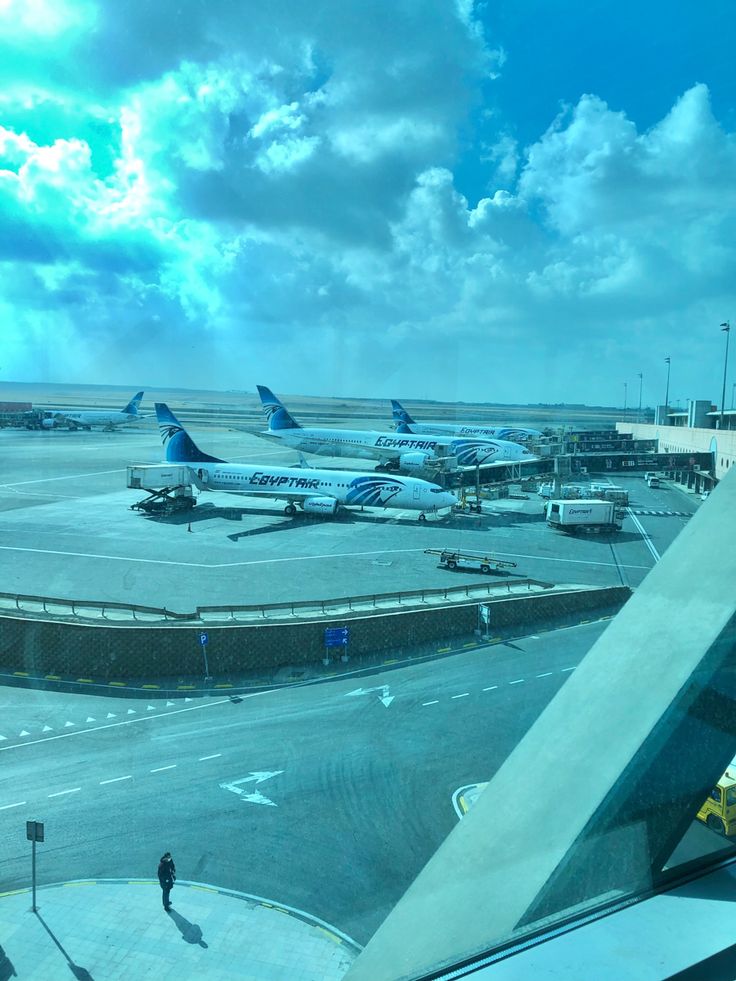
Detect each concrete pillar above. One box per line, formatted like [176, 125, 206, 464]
[345, 469, 736, 981]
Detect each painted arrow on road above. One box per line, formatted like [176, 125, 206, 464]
[345, 685, 394, 708]
[219, 771, 284, 807]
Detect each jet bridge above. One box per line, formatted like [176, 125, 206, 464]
[127, 465, 196, 514]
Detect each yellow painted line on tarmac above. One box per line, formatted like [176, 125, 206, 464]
[383, 659, 397, 665]
[64, 881, 95, 888]
[128, 880, 156, 885]
[463, 642, 477, 648]
[13, 672, 29, 677]
[76, 678, 94, 684]
[142, 684, 160, 689]
[457, 795, 469, 816]
[260, 902, 274, 909]
[317, 927, 343, 944]
[214, 683, 233, 689]
[0, 888, 30, 897]
[190, 885, 217, 893]
[109, 681, 126, 687]
[45, 675, 61, 681]
[579, 619, 591, 625]
[177, 685, 196, 690]
[437, 647, 452, 653]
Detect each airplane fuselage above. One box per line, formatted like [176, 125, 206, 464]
[401, 421, 542, 442]
[186, 461, 456, 512]
[258, 426, 534, 467]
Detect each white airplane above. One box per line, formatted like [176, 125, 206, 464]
[41, 391, 147, 430]
[391, 400, 543, 444]
[255, 387, 537, 473]
[155, 403, 457, 521]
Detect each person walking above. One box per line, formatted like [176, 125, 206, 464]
[158, 851, 176, 911]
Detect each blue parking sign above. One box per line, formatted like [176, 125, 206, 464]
[199, 632, 209, 646]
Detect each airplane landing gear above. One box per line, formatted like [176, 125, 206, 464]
[418, 512, 427, 522]
[284, 502, 297, 516]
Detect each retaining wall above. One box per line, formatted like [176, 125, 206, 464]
[0, 587, 631, 680]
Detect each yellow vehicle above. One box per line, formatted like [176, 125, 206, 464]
[696, 767, 736, 835]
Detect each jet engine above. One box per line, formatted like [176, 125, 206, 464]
[41, 416, 58, 429]
[302, 496, 339, 515]
[398, 451, 434, 471]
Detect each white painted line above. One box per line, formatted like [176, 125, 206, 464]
[198, 754, 222, 761]
[0, 468, 124, 488]
[0, 801, 27, 810]
[562, 666, 576, 672]
[509, 679, 524, 685]
[42, 726, 52, 732]
[150, 765, 177, 773]
[0, 691, 268, 754]
[127, 709, 136, 715]
[451, 693, 469, 699]
[64, 722, 75, 728]
[85, 717, 96, 723]
[482, 686, 498, 691]
[48, 788, 81, 798]
[625, 508, 661, 563]
[536, 672, 553, 678]
[422, 700, 439, 706]
[100, 776, 132, 785]
[19, 731, 30, 737]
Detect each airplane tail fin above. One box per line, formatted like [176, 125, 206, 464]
[155, 404, 224, 464]
[257, 385, 301, 430]
[395, 421, 414, 434]
[391, 400, 415, 426]
[123, 391, 144, 415]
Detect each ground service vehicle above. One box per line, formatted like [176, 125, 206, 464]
[696, 767, 736, 835]
[647, 477, 661, 488]
[546, 500, 621, 533]
[425, 548, 517, 574]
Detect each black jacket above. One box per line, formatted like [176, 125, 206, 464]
[158, 857, 176, 887]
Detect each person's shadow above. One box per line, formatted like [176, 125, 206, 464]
[0, 944, 17, 980]
[167, 908, 208, 948]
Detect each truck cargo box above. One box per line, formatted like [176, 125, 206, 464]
[546, 499, 620, 533]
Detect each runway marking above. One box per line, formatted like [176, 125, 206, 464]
[482, 686, 498, 691]
[0, 801, 27, 810]
[48, 787, 81, 798]
[199, 753, 222, 761]
[509, 679, 524, 685]
[562, 666, 576, 672]
[0, 542, 651, 573]
[0, 694, 256, 753]
[536, 671, 553, 678]
[150, 764, 177, 773]
[451, 693, 469, 699]
[100, 776, 132, 785]
[422, 700, 439, 706]
[0, 468, 125, 488]
[625, 508, 661, 563]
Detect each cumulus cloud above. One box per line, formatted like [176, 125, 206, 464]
[0, 0, 734, 405]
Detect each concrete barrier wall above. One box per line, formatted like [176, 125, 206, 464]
[0, 587, 631, 680]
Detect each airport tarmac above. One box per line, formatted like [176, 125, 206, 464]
[0, 425, 698, 613]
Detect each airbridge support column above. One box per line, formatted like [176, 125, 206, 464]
[345, 469, 736, 981]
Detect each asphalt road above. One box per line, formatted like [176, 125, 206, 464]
[0, 621, 605, 943]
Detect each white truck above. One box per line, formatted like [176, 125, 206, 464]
[546, 499, 621, 534]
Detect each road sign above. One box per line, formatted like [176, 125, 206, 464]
[324, 627, 349, 647]
[26, 821, 44, 842]
[199, 632, 208, 646]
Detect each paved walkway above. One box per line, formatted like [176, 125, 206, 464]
[0, 879, 360, 980]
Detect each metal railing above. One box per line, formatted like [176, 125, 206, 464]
[0, 578, 556, 626]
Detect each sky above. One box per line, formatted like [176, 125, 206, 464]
[1, 0, 735, 407]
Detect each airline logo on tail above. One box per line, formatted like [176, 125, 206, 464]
[345, 475, 404, 507]
[123, 391, 145, 415]
[257, 385, 301, 430]
[156, 404, 223, 464]
[391, 400, 415, 426]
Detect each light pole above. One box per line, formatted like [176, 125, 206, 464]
[637, 372, 643, 424]
[720, 322, 730, 429]
[623, 381, 627, 420]
[664, 357, 671, 420]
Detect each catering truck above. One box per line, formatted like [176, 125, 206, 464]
[696, 764, 736, 836]
[545, 499, 621, 534]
